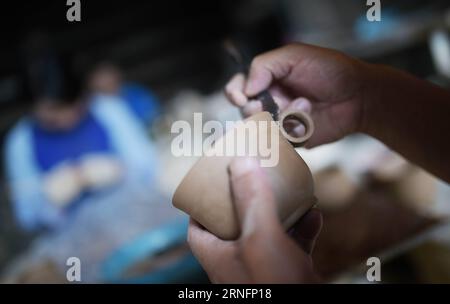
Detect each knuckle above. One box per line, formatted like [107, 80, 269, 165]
[224, 78, 235, 91]
[251, 55, 264, 68]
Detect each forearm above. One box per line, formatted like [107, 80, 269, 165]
[361, 63, 450, 182]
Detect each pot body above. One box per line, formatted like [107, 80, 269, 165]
[173, 111, 315, 240]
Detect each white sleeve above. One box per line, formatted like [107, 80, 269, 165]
[91, 95, 158, 182]
[4, 119, 64, 231]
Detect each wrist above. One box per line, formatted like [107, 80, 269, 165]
[357, 62, 406, 138]
[357, 62, 385, 136]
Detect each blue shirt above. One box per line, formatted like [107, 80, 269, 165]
[4, 95, 158, 231]
[120, 84, 160, 126]
[32, 110, 112, 172]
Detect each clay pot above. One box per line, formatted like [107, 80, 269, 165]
[173, 111, 316, 240]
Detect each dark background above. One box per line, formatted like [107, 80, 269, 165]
[0, 0, 449, 276]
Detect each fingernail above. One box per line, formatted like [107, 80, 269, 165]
[233, 91, 247, 107]
[247, 100, 263, 112]
[245, 81, 258, 96]
[229, 157, 259, 178]
[241, 101, 262, 117]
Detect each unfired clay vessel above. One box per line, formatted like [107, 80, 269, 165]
[173, 110, 316, 240]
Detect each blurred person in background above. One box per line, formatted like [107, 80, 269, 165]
[3, 34, 157, 232]
[87, 61, 161, 127]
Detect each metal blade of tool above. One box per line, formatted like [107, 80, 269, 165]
[224, 40, 279, 121]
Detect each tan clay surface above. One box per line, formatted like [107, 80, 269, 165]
[173, 111, 316, 240]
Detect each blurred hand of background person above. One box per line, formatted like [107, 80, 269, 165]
[42, 163, 83, 208]
[188, 157, 322, 283]
[42, 155, 123, 208]
[79, 154, 123, 190]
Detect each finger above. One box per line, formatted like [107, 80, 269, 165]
[286, 97, 312, 114]
[281, 97, 313, 138]
[304, 107, 343, 148]
[225, 73, 248, 107]
[240, 96, 284, 118]
[245, 50, 292, 97]
[269, 89, 291, 110]
[187, 218, 225, 260]
[228, 157, 281, 237]
[283, 120, 306, 138]
[288, 208, 323, 255]
[241, 96, 285, 117]
[241, 100, 262, 117]
[188, 218, 237, 279]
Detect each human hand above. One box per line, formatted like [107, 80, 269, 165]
[43, 163, 83, 207]
[188, 157, 322, 283]
[225, 43, 370, 147]
[79, 154, 123, 190]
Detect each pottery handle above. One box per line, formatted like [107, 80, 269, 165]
[278, 110, 315, 147]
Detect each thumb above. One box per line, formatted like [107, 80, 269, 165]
[245, 63, 273, 97]
[245, 50, 292, 97]
[228, 157, 281, 237]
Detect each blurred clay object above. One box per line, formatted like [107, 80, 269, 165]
[2, 260, 66, 284]
[394, 167, 437, 215]
[314, 166, 357, 210]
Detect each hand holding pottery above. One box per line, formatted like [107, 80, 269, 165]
[173, 110, 316, 240]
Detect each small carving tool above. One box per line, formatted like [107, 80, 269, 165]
[224, 40, 279, 121]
